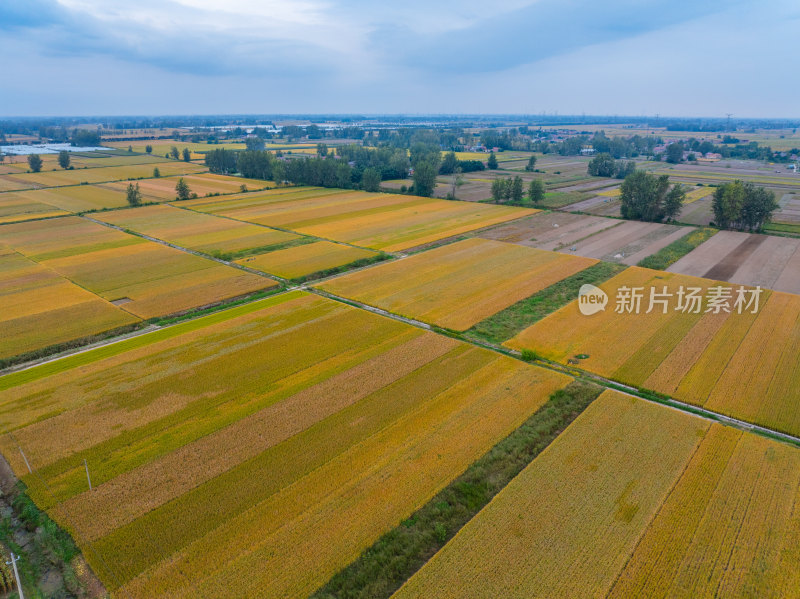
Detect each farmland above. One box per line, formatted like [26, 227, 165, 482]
[395, 390, 800, 598]
[0, 246, 139, 359]
[0, 216, 275, 321]
[237, 240, 379, 280]
[318, 237, 597, 330]
[103, 173, 274, 201]
[94, 204, 301, 258]
[0, 291, 570, 598]
[479, 211, 693, 265]
[181, 187, 534, 251]
[667, 230, 800, 294]
[506, 266, 800, 437]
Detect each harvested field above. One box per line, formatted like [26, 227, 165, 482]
[506, 265, 800, 436]
[180, 187, 534, 251]
[394, 391, 709, 598]
[318, 238, 597, 330]
[0, 246, 140, 359]
[479, 212, 692, 265]
[0, 217, 275, 319]
[668, 230, 800, 294]
[678, 195, 715, 226]
[0, 291, 570, 598]
[94, 204, 300, 258]
[236, 240, 378, 279]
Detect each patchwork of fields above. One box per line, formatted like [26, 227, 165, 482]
[181, 187, 534, 251]
[506, 266, 800, 437]
[0, 291, 570, 598]
[395, 390, 800, 598]
[0, 217, 274, 339]
[319, 237, 597, 330]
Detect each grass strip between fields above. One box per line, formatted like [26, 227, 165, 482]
[289, 253, 391, 284]
[311, 379, 603, 599]
[465, 261, 627, 345]
[636, 227, 717, 270]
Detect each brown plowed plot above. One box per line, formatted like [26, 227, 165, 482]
[478, 212, 619, 250]
[566, 194, 614, 212]
[396, 391, 800, 599]
[179, 186, 534, 251]
[0, 216, 275, 319]
[318, 237, 597, 330]
[483, 214, 691, 265]
[777, 193, 800, 222]
[0, 291, 571, 598]
[668, 231, 800, 293]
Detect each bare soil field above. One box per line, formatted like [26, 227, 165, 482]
[776, 193, 800, 223]
[667, 230, 800, 293]
[479, 212, 691, 264]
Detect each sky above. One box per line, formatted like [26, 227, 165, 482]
[1, 0, 798, 118]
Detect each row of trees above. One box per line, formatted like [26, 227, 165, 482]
[712, 181, 778, 231]
[490, 176, 546, 205]
[620, 171, 686, 222]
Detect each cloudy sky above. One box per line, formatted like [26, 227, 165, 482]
[1, 0, 798, 117]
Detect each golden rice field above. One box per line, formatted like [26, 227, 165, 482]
[0, 246, 140, 359]
[6, 185, 129, 213]
[0, 161, 207, 189]
[105, 140, 247, 156]
[104, 173, 274, 201]
[684, 186, 714, 204]
[0, 291, 570, 598]
[0, 216, 275, 319]
[395, 390, 800, 598]
[180, 187, 534, 251]
[0, 193, 70, 224]
[237, 240, 377, 279]
[94, 204, 300, 256]
[319, 237, 597, 330]
[505, 266, 800, 437]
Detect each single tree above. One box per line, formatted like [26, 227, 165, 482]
[412, 160, 438, 197]
[27, 154, 43, 172]
[128, 145, 133, 153]
[175, 177, 191, 201]
[665, 142, 684, 164]
[316, 143, 328, 157]
[487, 151, 498, 170]
[361, 167, 381, 192]
[153, 167, 161, 178]
[615, 160, 636, 179]
[491, 178, 506, 202]
[511, 176, 524, 203]
[525, 155, 537, 171]
[587, 153, 617, 177]
[439, 151, 458, 175]
[182, 148, 191, 162]
[620, 170, 685, 222]
[245, 137, 266, 151]
[126, 182, 142, 206]
[528, 179, 546, 205]
[169, 146, 180, 160]
[145, 144, 153, 154]
[58, 150, 71, 169]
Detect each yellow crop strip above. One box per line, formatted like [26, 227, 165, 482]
[319, 238, 597, 330]
[236, 240, 377, 279]
[393, 391, 708, 598]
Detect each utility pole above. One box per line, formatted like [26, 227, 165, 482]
[6, 553, 23, 599]
[726, 113, 733, 131]
[84, 459, 92, 491]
